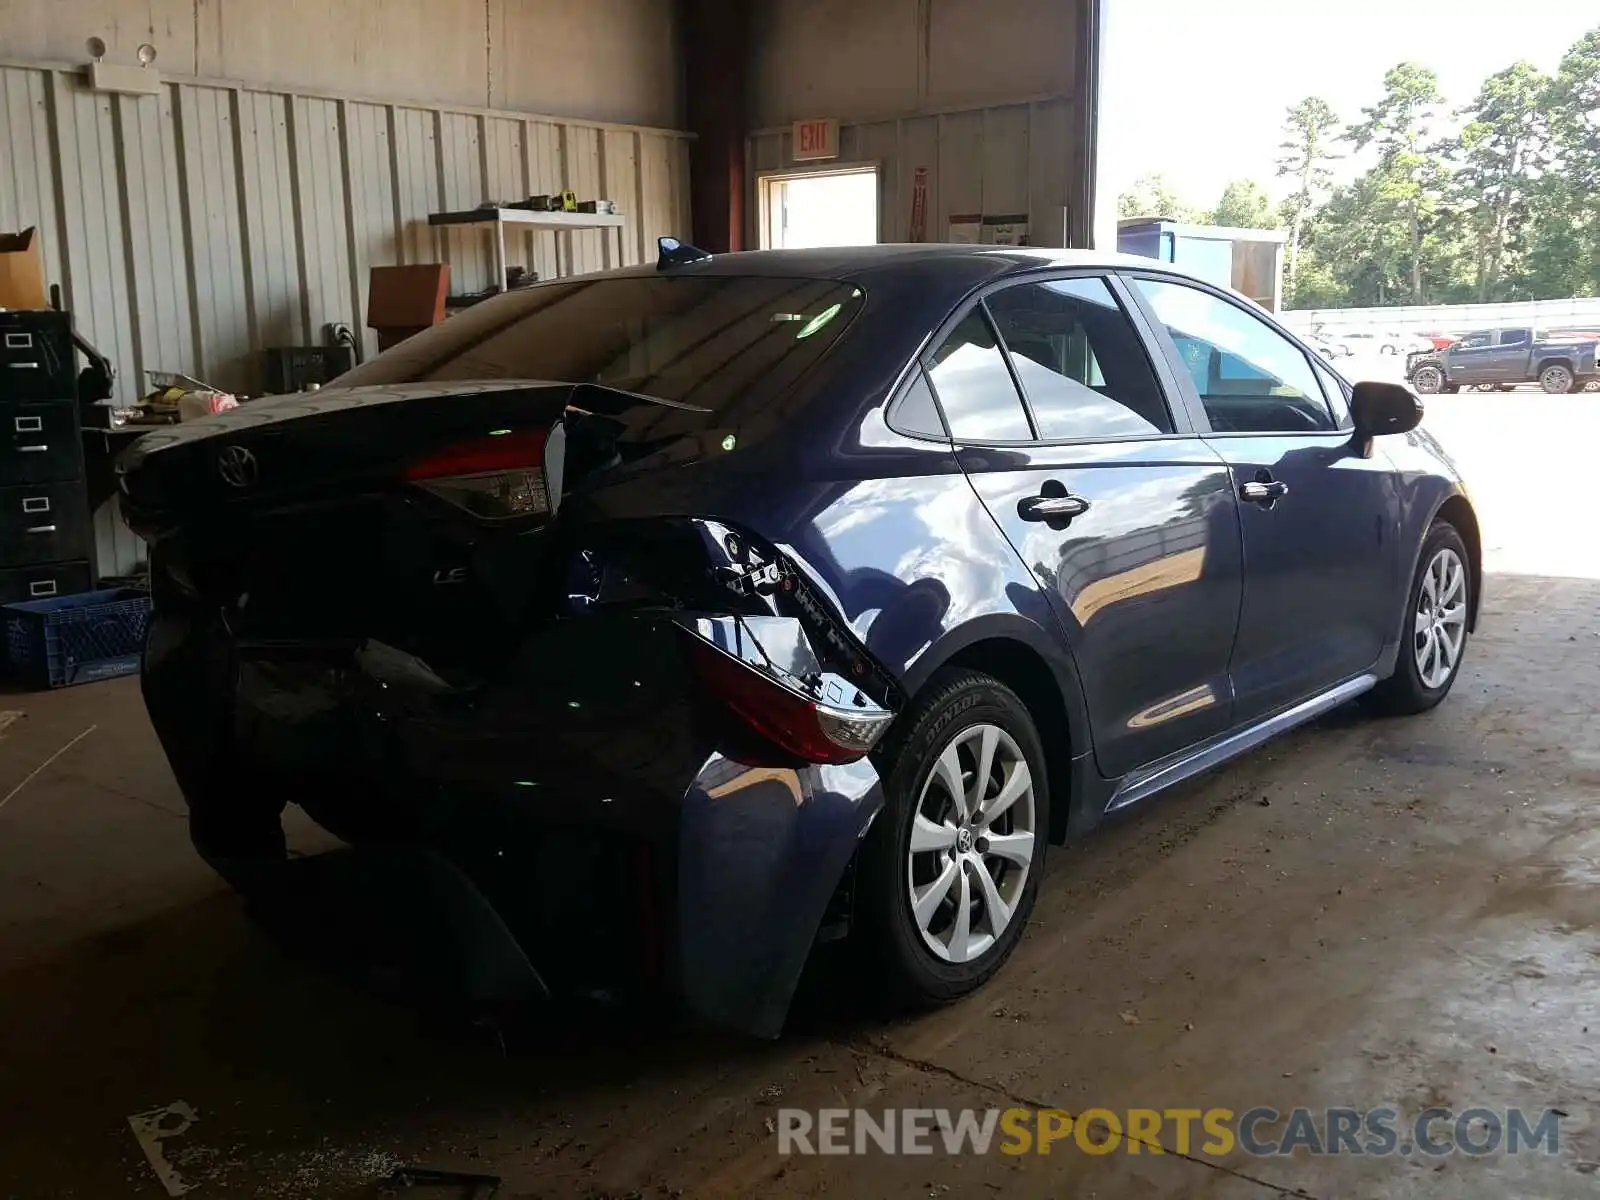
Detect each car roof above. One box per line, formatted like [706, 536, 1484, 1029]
[601, 243, 1220, 286]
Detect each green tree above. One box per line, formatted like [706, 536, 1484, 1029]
[1116, 174, 1197, 222]
[1527, 28, 1600, 296]
[1300, 175, 1412, 306]
[1549, 28, 1600, 193]
[1209, 179, 1280, 229]
[1443, 61, 1551, 300]
[1347, 63, 1448, 302]
[1275, 97, 1341, 289]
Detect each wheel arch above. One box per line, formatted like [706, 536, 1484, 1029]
[1535, 355, 1576, 378]
[1410, 360, 1447, 388]
[1432, 494, 1483, 631]
[904, 616, 1090, 844]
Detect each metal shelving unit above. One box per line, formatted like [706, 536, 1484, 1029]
[428, 207, 627, 290]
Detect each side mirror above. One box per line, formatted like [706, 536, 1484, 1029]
[1351, 380, 1422, 439]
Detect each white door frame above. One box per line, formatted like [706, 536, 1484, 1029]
[755, 161, 881, 250]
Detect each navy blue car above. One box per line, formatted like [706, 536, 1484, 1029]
[121, 245, 1479, 1036]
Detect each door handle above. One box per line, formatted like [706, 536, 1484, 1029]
[1018, 493, 1091, 522]
[1240, 480, 1289, 504]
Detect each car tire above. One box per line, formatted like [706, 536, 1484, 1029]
[1411, 366, 1444, 394]
[1540, 363, 1575, 394]
[855, 668, 1049, 1008]
[1365, 521, 1471, 717]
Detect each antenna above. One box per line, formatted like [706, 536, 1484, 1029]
[657, 236, 713, 271]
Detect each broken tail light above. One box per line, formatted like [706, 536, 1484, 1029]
[688, 634, 893, 765]
[404, 429, 551, 521]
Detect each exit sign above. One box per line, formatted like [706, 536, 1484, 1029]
[792, 118, 840, 162]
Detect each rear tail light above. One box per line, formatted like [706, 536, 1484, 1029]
[689, 638, 892, 765]
[405, 429, 550, 521]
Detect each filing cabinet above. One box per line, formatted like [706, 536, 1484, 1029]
[0, 310, 77, 402]
[0, 402, 86, 485]
[0, 561, 92, 603]
[0, 310, 92, 596]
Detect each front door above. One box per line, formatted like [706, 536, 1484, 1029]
[923, 276, 1244, 778]
[1484, 327, 1531, 381]
[1129, 276, 1400, 723]
[1446, 330, 1496, 385]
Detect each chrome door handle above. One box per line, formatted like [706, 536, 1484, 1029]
[24, 524, 57, 535]
[1240, 480, 1289, 503]
[1018, 493, 1091, 522]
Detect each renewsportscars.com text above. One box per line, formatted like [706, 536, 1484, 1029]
[775, 1106, 1562, 1158]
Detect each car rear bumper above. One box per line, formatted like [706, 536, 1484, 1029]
[141, 609, 884, 1037]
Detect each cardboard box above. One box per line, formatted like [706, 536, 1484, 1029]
[367, 264, 449, 329]
[0, 228, 48, 310]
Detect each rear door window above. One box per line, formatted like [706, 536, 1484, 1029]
[925, 308, 1032, 442]
[985, 277, 1173, 440]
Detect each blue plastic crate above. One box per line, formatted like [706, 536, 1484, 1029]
[3, 588, 152, 689]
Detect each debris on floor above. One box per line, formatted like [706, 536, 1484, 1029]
[127, 1101, 199, 1197]
[377, 1165, 501, 1198]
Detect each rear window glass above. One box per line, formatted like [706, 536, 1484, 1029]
[334, 275, 863, 417]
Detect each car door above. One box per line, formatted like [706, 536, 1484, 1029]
[1490, 328, 1531, 381]
[925, 274, 1244, 778]
[1127, 274, 1400, 725]
[1447, 331, 1495, 385]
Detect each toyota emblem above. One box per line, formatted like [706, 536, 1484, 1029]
[216, 445, 258, 489]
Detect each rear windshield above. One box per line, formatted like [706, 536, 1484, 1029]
[335, 275, 863, 416]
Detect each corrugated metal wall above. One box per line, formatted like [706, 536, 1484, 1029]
[747, 97, 1075, 248]
[0, 61, 692, 575]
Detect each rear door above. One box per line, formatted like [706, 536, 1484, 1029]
[1489, 327, 1532, 381]
[1127, 274, 1399, 724]
[928, 274, 1244, 778]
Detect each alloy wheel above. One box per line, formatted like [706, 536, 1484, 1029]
[906, 723, 1036, 964]
[1543, 365, 1574, 394]
[1413, 367, 1443, 394]
[1414, 547, 1467, 689]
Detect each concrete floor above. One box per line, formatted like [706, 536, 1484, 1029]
[2, 395, 1598, 1198]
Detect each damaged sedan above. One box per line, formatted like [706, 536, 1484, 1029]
[122, 243, 1479, 1036]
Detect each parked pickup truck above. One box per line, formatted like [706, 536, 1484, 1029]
[1406, 327, 1600, 394]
